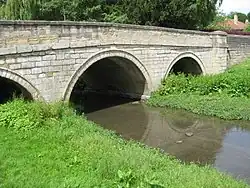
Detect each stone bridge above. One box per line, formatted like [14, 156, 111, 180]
[0, 20, 249, 102]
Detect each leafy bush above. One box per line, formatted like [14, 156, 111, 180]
[0, 99, 73, 130]
[155, 59, 250, 97]
[149, 58, 250, 120]
[244, 24, 250, 32]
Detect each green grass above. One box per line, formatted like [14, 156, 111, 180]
[0, 99, 248, 187]
[148, 58, 250, 120]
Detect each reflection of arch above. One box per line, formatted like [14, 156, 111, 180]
[139, 108, 225, 165]
[165, 52, 206, 77]
[140, 109, 201, 143]
[0, 68, 42, 100]
[87, 102, 149, 141]
[63, 49, 152, 101]
[167, 120, 200, 133]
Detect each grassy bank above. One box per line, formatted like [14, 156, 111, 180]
[148, 58, 250, 120]
[0, 100, 248, 187]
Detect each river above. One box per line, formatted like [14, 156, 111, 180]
[73, 94, 250, 184]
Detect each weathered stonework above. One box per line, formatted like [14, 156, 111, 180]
[0, 20, 248, 102]
[227, 35, 250, 66]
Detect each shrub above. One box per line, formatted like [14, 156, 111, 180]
[0, 99, 73, 130]
[155, 59, 250, 98]
[244, 24, 250, 32]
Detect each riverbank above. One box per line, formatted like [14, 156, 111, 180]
[147, 58, 250, 120]
[0, 99, 248, 187]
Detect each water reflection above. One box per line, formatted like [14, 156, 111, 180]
[85, 101, 250, 184]
[214, 127, 250, 183]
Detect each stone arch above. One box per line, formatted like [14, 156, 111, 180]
[0, 68, 42, 100]
[165, 52, 206, 77]
[63, 49, 152, 101]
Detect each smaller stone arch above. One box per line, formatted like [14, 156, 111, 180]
[165, 52, 206, 77]
[63, 49, 152, 101]
[0, 68, 42, 100]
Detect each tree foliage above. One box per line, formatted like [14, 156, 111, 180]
[0, 0, 223, 30]
[245, 24, 250, 32]
[228, 12, 248, 23]
[205, 11, 231, 31]
[0, 0, 39, 20]
[39, 0, 105, 21]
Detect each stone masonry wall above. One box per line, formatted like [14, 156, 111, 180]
[227, 35, 250, 66]
[0, 21, 228, 102]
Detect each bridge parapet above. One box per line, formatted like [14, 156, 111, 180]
[0, 20, 227, 56]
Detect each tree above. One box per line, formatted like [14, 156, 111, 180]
[38, 0, 106, 21]
[116, 0, 223, 29]
[247, 12, 250, 21]
[0, 0, 223, 30]
[0, 0, 40, 20]
[205, 10, 231, 31]
[0, 0, 106, 21]
[228, 12, 247, 23]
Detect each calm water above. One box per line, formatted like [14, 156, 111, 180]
[79, 96, 250, 184]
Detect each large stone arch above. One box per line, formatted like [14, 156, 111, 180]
[165, 52, 206, 77]
[0, 68, 42, 100]
[63, 49, 152, 101]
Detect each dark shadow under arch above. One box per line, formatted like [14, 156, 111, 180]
[70, 56, 147, 114]
[0, 77, 33, 104]
[170, 57, 203, 76]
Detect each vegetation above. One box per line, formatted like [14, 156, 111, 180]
[0, 99, 248, 187]
[245, 24, 250, 32]
[228, 12, 248, 23]
[205, 11, 250, 32]
[0, 0, 223, 30]
[148, 58, 250, 120]
[205, 11, 231, 31]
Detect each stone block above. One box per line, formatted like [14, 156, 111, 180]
[32, 67, 43, 74]
[0, 47, 16, 55]
[75, 59, 84, 64]
[6, 58, 16, 64]
[64, 53, 71, 59]
[0, 59, 5, 65]
[28, 37, 40, 45]
[70, 41, 87, 48]
[61, 59, 72, 65]
[51, 60, 63, 66]
[45, 51, 56, 55]
[9, 63, 21, 69]
[46, 72, 54, 77]
[42, 54, 56, 61]
[18, 69, 32, 75]
[16, 57, 28, 63]
[22, 62, 35, 69]
[52, 41, 70, 49]
[16, 45, 32, 53]
[38, 73, 46, 78]
[49, 65, 63, 72]
[56, 53, 65, 60]
[28, 56, 42, 62]
[32, 44, 51, 51]
[36, 60, 50, 67]
[70, 53, 80, 59]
